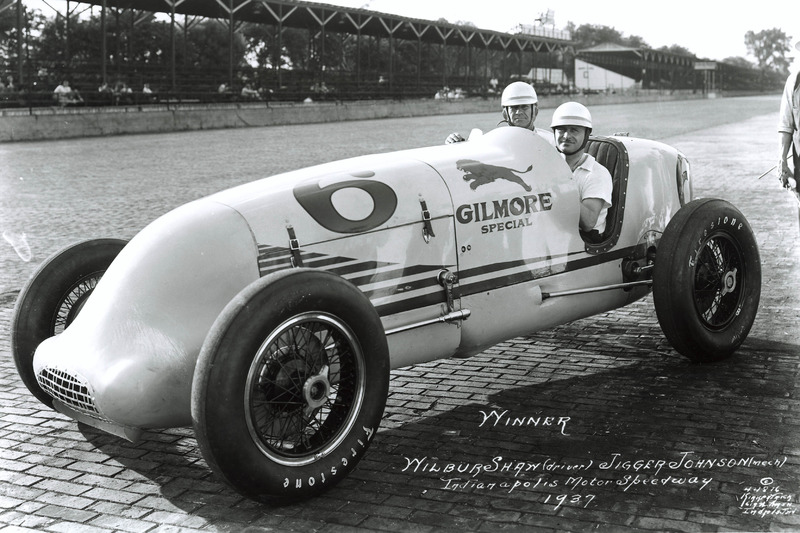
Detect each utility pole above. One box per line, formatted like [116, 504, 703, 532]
[16, 0, 23, 86]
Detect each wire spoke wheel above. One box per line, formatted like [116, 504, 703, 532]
[692, 235, 744, 329]
[192, 269, 389, 502]
[653, 199, 760, 362]
[11, 238, 127, 408]
[53, 273, 104, 334]
[245, 314, 364, 465]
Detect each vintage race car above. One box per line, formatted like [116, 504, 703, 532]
[11, 126, 761, 503]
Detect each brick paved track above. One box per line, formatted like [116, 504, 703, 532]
[0, 97, 798, 532]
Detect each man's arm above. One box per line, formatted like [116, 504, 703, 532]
[779, 132, 793, 187]
[778, 73, 797, 187]
[579, 198, 604, 232]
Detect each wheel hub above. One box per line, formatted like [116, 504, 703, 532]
[303, 366, 331, 410]
[721, 268, 738, 296]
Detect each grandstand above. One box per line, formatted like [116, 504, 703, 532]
[2, 0, 575, 107]
[0, 0, 782, 110]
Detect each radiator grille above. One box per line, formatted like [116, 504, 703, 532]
[37, 367, 100, 417]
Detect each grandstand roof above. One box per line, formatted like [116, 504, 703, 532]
[72, 0, 573, 52]
[578, 42, 697, 82]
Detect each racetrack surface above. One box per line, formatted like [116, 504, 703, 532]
[0, 95, 798, 532]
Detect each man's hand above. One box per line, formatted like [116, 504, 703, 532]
[445, 132, 465, 144]
[779, 159, 794, 189]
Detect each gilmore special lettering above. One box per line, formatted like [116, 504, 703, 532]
[456, 193, 553, 224]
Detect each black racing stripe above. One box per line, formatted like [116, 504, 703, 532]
[259, 254, 292, 268]
[328, 260, 394, 276]
[256, 241, 644, 319]
[372, 245, 642, 318]
[258, 244, 444, 296]
[257, 246, 290, 259]
[458, 252, 574, 280]
[455, 245, 641, 298]
[456, 265, 563, 297]
[373, 291, 447, 317]
[357, 276, 442, 300]
[346, 264, 445, 287]
[258, 245, 374, 275]
[303, 255, 367, 269]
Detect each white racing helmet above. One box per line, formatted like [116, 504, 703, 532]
[550, 102, 592, 129]
[501, 81, 538, 107]
[551, 102, 593, 154]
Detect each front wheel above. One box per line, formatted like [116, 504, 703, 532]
[191, 269, 390, 503]
[653, 199, 760, 362]
[11, 238, 128, 407]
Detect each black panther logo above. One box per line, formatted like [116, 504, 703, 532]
[456, 159, 533, 192]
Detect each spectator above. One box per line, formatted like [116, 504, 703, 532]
[217, 83, 230, 102]
[98, 82, 113, 105]
[550, 102, 612, 242]
[113, 82, 133, 105]
[142, 83, 157, 103]
[53, 80, 71, 105]
[241, 83, 260, 100]
[53, 80, 83, 106]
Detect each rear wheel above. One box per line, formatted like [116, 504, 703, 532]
[192, 269, 389, 503]
[653, 199, 760, 362]
[11, 238, 127, 407]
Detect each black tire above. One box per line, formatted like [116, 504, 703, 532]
[11, 238, 128, 407]
[653, 198, 760, 362]
[191, 268, 390, 503]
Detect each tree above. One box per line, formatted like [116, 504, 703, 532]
[658, 44, 695, 57]
[570, 24, 650, 50]
[34, 10, 175, 88]
[722, 56, 754, 69]
[745, 28, 792, 75]
[0, 2, 18, 70]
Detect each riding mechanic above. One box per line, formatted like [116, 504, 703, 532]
[445, 81, 554, 145]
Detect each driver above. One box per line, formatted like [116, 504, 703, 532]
[550, 102, 613, 243]
[445, 81, 553, 144]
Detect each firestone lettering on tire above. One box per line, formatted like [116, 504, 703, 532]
[281, 426, 376, 491]
[688, 216, 744, 267]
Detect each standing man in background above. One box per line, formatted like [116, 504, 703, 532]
[778, 38, 800, 191]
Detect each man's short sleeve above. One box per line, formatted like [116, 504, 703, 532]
[582, 160, 613, 208]
[778, 72, 798, 135]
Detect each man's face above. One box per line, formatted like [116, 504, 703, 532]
[554, 125, 588, 155]
[506, 104, 536, 129]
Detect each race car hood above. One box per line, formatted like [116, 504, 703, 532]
[33, 199, 260, 431]
[31, 126, 565, 435]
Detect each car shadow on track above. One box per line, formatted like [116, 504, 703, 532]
[75, 329, 798, 531]
[334, 334, 798, 530]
